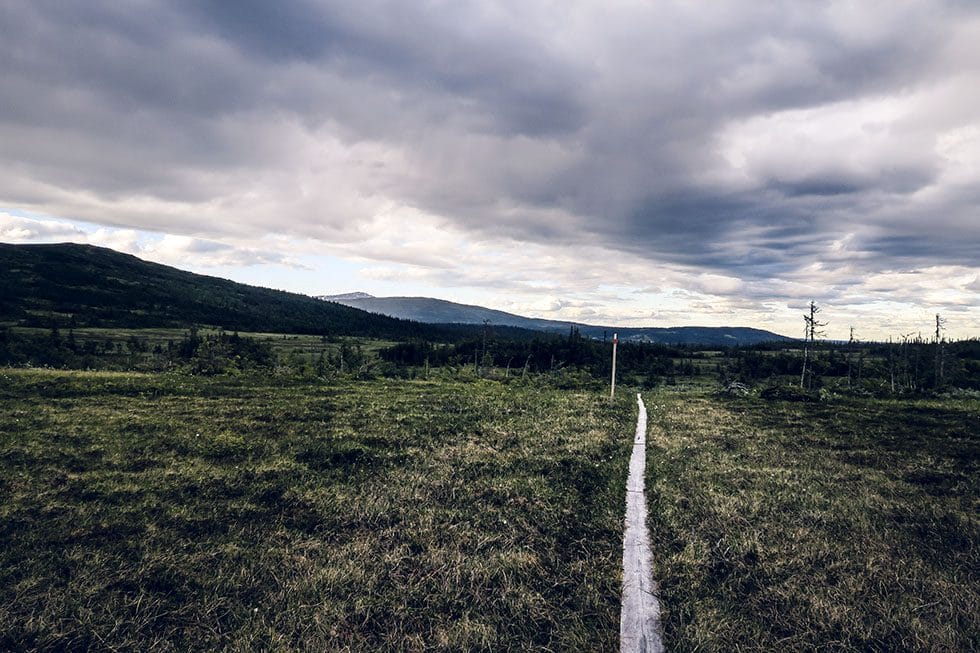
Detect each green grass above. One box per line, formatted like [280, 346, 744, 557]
[9, 326, 395, 364]
[644, 388, 979, 652]
[5, 368, 977, 651]
[0, 368, 634, 651]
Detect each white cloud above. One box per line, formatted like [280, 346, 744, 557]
[0, 212, 87, 241]
[0, 212, 306, 270]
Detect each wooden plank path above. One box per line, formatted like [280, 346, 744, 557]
[620, 394, 664, 652]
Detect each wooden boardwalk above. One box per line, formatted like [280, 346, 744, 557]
[620, 394, 664, 653]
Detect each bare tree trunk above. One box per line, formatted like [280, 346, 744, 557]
[800, 324, 809, 388]
[800, 301, 825, 390]
[904, 337, 910, 390]
[913, 340, 920, 391]
[888, 337, 895, 393]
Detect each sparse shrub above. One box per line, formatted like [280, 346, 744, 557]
[759, 384, 819, 402]
[551, 367, 602, 390]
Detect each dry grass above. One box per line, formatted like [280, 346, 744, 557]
[644, 389, 979, 652]
[0, 369, 635, 651]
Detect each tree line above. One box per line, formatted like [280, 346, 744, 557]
[2, 315, 977, 393]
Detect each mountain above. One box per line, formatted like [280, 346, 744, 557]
[322, 295, 565, 330]
[0, 243, 451, 339]
[323, 294, 792, 345]
[0, 242, 790, 345]
[317, 292, 375, 301]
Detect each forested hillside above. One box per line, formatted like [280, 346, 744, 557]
[0, 243, 446, 339]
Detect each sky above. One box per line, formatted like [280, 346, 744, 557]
[1, 0, 978, 340]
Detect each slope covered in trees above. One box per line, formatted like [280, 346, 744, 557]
[0, 243, 449, 339]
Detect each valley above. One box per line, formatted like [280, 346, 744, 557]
[1, 243, 978, 651]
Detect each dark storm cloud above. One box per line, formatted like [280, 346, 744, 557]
[179, 0, 339, 62]
[1, 0, 978, 286]
[177, 0, 588, 136]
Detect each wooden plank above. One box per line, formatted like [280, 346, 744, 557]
[620, 394, 665, 653]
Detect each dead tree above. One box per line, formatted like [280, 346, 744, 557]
[914, 332, 923, 390]
[900, 331, 925, 391]
[479, 319, 490, 377]
[888, 336, 896, 393]
[857, 342, 865, 385]
[934, 314, 946, 389]
[845, 326, 866, 387]
[799, 321, 809, 389]
[899, 332, 915, 391]
[800, 301, 827, 390]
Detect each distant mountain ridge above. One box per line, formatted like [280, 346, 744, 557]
[318, 292, 374, 301]
[320, 295, 565, 330]
[0, 242, 791, 346]
[321, 293, 792, 345]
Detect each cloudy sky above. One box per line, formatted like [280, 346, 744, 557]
[2, 1, 978, 339]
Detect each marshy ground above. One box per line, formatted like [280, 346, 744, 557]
[645, 389, 979, 651]
[0, 369, 632, 651]
[1, 368, 976, 651]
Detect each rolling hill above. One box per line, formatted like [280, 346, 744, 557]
[319, 294, 793, 345]
[0, 243, 452, 339]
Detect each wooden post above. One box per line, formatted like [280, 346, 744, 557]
[610, 333, 618, 400]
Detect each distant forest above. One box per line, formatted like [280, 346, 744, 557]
[3, 322, 978, 396]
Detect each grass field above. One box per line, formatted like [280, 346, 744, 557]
[0, 368, 634, 651]
[3, 368, 978, 651]
[7, 326, 396, 365]
[645, 388, 979, 652]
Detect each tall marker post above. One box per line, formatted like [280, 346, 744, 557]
[610, 332, 618, 400]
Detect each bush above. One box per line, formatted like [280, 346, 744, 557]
[759, 384, 820, 402]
